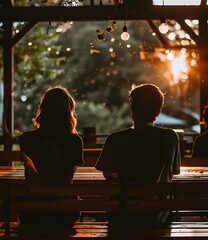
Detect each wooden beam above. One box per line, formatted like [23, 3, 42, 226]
[0, 5, 208, 22]
[147, 20, 170, 48]
[11, 21, 37, 46]
[3, 20, 14, 152]
[176, 19, 199, 46]
[199, 18, 208, 131]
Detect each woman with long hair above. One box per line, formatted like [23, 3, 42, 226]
[18, 86, 84, 234]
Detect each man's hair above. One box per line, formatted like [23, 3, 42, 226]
[129, 83, 164, 122]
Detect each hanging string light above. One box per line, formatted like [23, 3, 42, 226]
[96, 0, 124, 41]
[120, 25, 130, 41]
[96, 20, 118, 41]
[159, 20, 169, 34]
[96, 30, 106, 41]
[96, 0, 130, 42]
[120, 0, 130, 41]
[158, 0, 169, 34]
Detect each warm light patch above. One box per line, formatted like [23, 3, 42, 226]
[171, 49, 188, 84]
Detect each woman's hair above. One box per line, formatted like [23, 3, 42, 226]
[129, 83, 164, 122]
[32, 86, 77, 134]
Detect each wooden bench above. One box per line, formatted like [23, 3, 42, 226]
[1, 182, 208, 239]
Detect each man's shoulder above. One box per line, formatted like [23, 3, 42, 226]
[103, 128, 133, 146]
[106, 126, 178, 144]
[107, 128, 133, 139]
[153, 125, 176, 134]
[152, 126, 178, 140]
[108, 127, 177, 137]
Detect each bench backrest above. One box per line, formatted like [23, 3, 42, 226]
[7, 184, 120, 212]
[2, 182, 208, 238]
[3, 182, 208, 213]
[0, 149, 101, 166]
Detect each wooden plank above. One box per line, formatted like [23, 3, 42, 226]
[2, 222, 208, 239]
[11, 199, 119, 212]
[8, 183, 119, 196]
[126, 199, 208, 212]
[1, 4, 208, 22]
[2, 179, 208, 240]
[2, 181, 208, 196]
[3, 182, 208, 197]
[126, 182, 208, 195]
[73, 224, 108, 229]
[2, 166, 208, 183]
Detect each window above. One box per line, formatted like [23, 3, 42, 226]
[11, 21, 199, 137]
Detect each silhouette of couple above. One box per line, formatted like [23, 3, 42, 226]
[19, 84, 180, 233]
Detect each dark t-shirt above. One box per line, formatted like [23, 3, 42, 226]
[19, 129, 84, 184]
[96, 126, 180, 183]
[18, 129, 84, 229]
[192, 132, 208, 157]
[96, 126, 180, 225]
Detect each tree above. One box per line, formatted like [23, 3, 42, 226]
[13, 22, 65, 132]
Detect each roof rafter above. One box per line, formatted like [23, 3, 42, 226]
[0, 4, 208, 22]
[147, 20, 170, 49]
[11, 21, 37, 46]
[176, 19, 199, 46]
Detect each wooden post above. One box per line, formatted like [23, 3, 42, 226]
[199, 16, 208, 133]
[3, 20, 14, 153]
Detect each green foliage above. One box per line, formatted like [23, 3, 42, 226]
[77, 101, 130, 133]
[13, 23, 65, 131]
[55, 21, 162, 108]
[15, 23, 62, 84]
[14, 0, 30, 6]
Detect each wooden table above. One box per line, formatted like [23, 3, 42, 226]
[174, 166, 208, 181]
[1, 166, 208, 184]
[0, 166, 105, 184]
